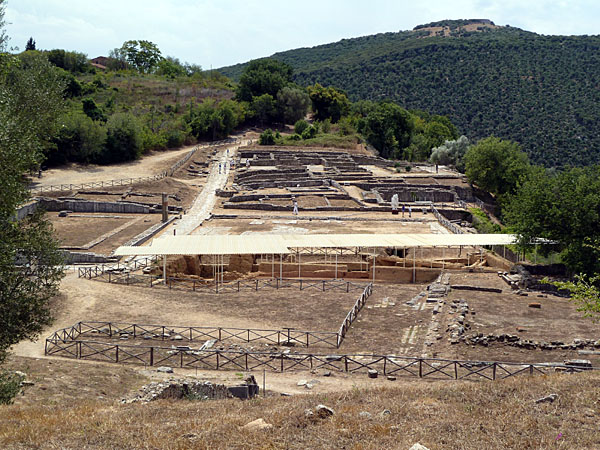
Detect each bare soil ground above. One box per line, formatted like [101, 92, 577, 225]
[430, 273, 600, 365]
[30, 146, 198, 188]
[49, 214, 162, 253]
[42, 176, 200, 211]
[341, 283, 428, 354]
[201, 216, 440, 235]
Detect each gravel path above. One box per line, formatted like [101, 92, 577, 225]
[175, 144, 238, 235]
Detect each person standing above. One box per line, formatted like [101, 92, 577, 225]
[292, 197, 299, 215]
[402, 204, 405, 217]
[408, 205, 412, 218]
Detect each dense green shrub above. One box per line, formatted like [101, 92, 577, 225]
[294, 119, 309, 135]
[104, 113, 143, 163]
[0, 371, 24, 405]
[259, 129, 276, 145]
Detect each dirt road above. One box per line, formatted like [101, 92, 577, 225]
[30, 146, 197, 188]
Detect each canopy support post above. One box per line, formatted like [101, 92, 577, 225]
[372, 248, 376, 284]
[442, 247, 445, 270]
[163, 255, 167, 285]
[335, 252, 338, 280]
[413, 247, 416, 284]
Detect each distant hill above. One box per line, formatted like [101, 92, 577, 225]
[219, 20, 600, 167]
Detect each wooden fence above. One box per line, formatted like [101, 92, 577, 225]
[78, 266, 368, 295]
[47, 321, 340, 349]
[45, 333, 593, 381]
[77, 256, 157, 280]
[337, 283, 373, 347]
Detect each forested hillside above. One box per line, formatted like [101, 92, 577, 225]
[219, 21, 600, 167]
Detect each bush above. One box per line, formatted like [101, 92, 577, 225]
[469, 207, 501, 233]
[301, 125, 317, 140]
[294, 119, 309, 135]
[0, 370, 24, 405]
[405, 165, 412, 172]
[104, 113, 143, 163]
[289, 133, 302, 141]
[82, 98, 106, 122]
[259, 129, 276, 145]
[51, 112, 107, 164]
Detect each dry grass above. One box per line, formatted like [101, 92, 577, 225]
[1, 364, 599, 449]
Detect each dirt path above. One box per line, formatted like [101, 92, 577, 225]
[177, 145, 238, 235]
[30, 146, 197, 188]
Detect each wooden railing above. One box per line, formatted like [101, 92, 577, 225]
[79, 268, 368, 295]
[46, 321, 339, 349]
[45, 333, 594, 380]
[77, 256, 157, 279]
[337, 283, 373, 347]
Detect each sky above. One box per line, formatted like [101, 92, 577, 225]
[4, 0, 599, 68]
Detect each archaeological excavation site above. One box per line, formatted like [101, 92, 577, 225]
[17, 135, 597, 391]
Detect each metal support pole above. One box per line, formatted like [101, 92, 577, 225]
[335, 253, 338, 280]
[272, 253, 274, 280]
[413, 247, 416, 283]
[279, 254, 282, 280]
[298, 250, 301, 279]
[163, 255, 167, 285]
[372, 248, 376, 284]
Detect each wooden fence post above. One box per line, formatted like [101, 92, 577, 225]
[419, 359, 423, 378]
[150, 347, 154, 366]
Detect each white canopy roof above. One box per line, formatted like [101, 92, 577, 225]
[114, 233, 518, 256]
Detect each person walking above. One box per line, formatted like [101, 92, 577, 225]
[218, 163, 221, 174]
[402, 204, 405, 217]
[408, 205, 412, 218]
[292, 197, 299, 216]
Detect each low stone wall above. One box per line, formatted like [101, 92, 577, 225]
[62, 251, 118, 264]
[374, 266, 442, 283]
[37, 198, 181, 214]
[39, 198, 150, 214]
[15, 200, 39, 220]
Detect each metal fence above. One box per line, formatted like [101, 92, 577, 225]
[45, 334, 593, 380]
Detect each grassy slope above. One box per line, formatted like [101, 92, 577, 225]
[1, 356, 599, 449]
[219, 24, 600, 168]
[68, 71, 235, 127]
